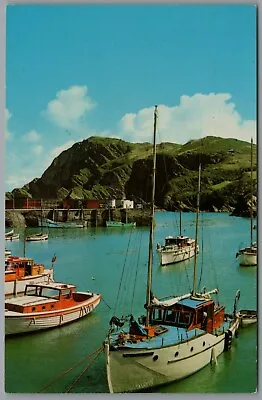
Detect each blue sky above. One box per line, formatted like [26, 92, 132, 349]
[5, 4, 257, 191]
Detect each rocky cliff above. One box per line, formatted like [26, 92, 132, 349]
[6, 136, 257, 216]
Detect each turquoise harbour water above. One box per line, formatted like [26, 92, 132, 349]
[5, 212, 257, 393]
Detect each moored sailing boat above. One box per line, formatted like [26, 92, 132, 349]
[236, 138, 257, 266]
[104, 106, 240, 393]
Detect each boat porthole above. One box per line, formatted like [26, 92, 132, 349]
[153, 355, 158, 361]
[203, 341, 206, 347]
[175, 351, 179, 357]
[190, 346, 194, 352]
[42, 306, 46, 310]
[51, 304, 54, 308]
[32, 307, 36, 311]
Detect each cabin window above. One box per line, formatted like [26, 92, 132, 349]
[51, 304, 54, 308]
[61, 289, 71, 297]
[41, 288, 60, 298]
[203, 341, 206, 347]
[32, 307, 36, 311]
[190, 346, 194, 352]
[174, 351, 179, 357]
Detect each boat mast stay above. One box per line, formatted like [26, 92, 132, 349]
[145, 105, 158, 326]
[192, 163, 201, 296]
[250, 138, 253, 247]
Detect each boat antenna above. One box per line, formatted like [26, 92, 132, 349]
[250, 138, 253, 247]
[192, 162, 201, 297]
[145, 105, 158, 326]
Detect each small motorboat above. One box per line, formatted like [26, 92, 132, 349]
[5, 249, 12, 261]
[237, 309, 257, 327]
[5, 233, 20, 241]
[26, 233, 49, 242]
[5, 281, 102, 335]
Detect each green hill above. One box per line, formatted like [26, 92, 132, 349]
[6, 135, 257, 216]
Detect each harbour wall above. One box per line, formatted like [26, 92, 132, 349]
[5, 208, 151, 228]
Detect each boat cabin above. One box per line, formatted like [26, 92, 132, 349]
[150, 296, 225, 334]
[5, 256, 45, 281]
[164, 236, 193, 248]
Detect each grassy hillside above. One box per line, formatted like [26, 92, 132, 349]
[6, 135, 257, 215]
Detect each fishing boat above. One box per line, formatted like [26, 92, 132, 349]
[104, 105, 240, 393]
[106, 220, 136, 228]
[5, 255, 54, 297]
[236, 138, 257, 266]
[5, 281, 101, 335]
[237, 309, 257, 327]
[106, 209, 136, 228]
[38, 217, 87, 228]
[5, 233, 20, 241]
[25, 233, 49, 241]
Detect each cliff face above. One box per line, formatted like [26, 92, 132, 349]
[8, 135, 257, 215]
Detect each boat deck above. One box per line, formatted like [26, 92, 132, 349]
[110, 320, 232, 349]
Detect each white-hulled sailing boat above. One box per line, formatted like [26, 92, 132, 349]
[104, 106, 240, 393]
[236, 138, 257, 266]
[157, 211, 199, 266]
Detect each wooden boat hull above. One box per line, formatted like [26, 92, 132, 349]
[5, 234, 20, 241]
[26, 234, 48, 241]
[5, 294, 101, 335]
[105, 319, 239, 393]
[160, 245, 198, 266]
[106, 221, 136, 228]
[5, 270, 54, 297]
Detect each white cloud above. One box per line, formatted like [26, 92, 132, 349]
[31, 145, 44, 155]
[118, 93, 256, 144]
[23, 130, 41, 142]
[44, 85, 96, 132]
[5, 108, 12, 140]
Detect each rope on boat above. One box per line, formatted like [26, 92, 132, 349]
[37, 345, 103, 393]
[101, 297, 112, 309]
[64, 345, 104, 393]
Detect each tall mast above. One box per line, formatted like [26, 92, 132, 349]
[179, 210, 182, 236]
[145, 105, 158, 326]
[250, 138, 253, 247]
[192, 163, 201, 296]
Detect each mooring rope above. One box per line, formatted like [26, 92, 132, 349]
[64, 346, 104, 393]
[37, 345, 103, 393]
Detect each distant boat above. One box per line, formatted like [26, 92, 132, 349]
[38, 217, 87, 228]
[5, 281, 101, 336]
[26, 233, 49, 242]
[237, 309, 257, 327]
[157, 228, 198, 266]
[5, 255, 54, 297]
[106, 220, 136, 228]
[5, 248, 12, 260]
[5, 233, 20, 241]
[104, 106, 240, 394]
[5, 229, 14, 237]
[106, 208, 136, 228]
[236, 138, 257, 266]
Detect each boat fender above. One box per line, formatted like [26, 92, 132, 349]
[224, 330, 233, 351]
